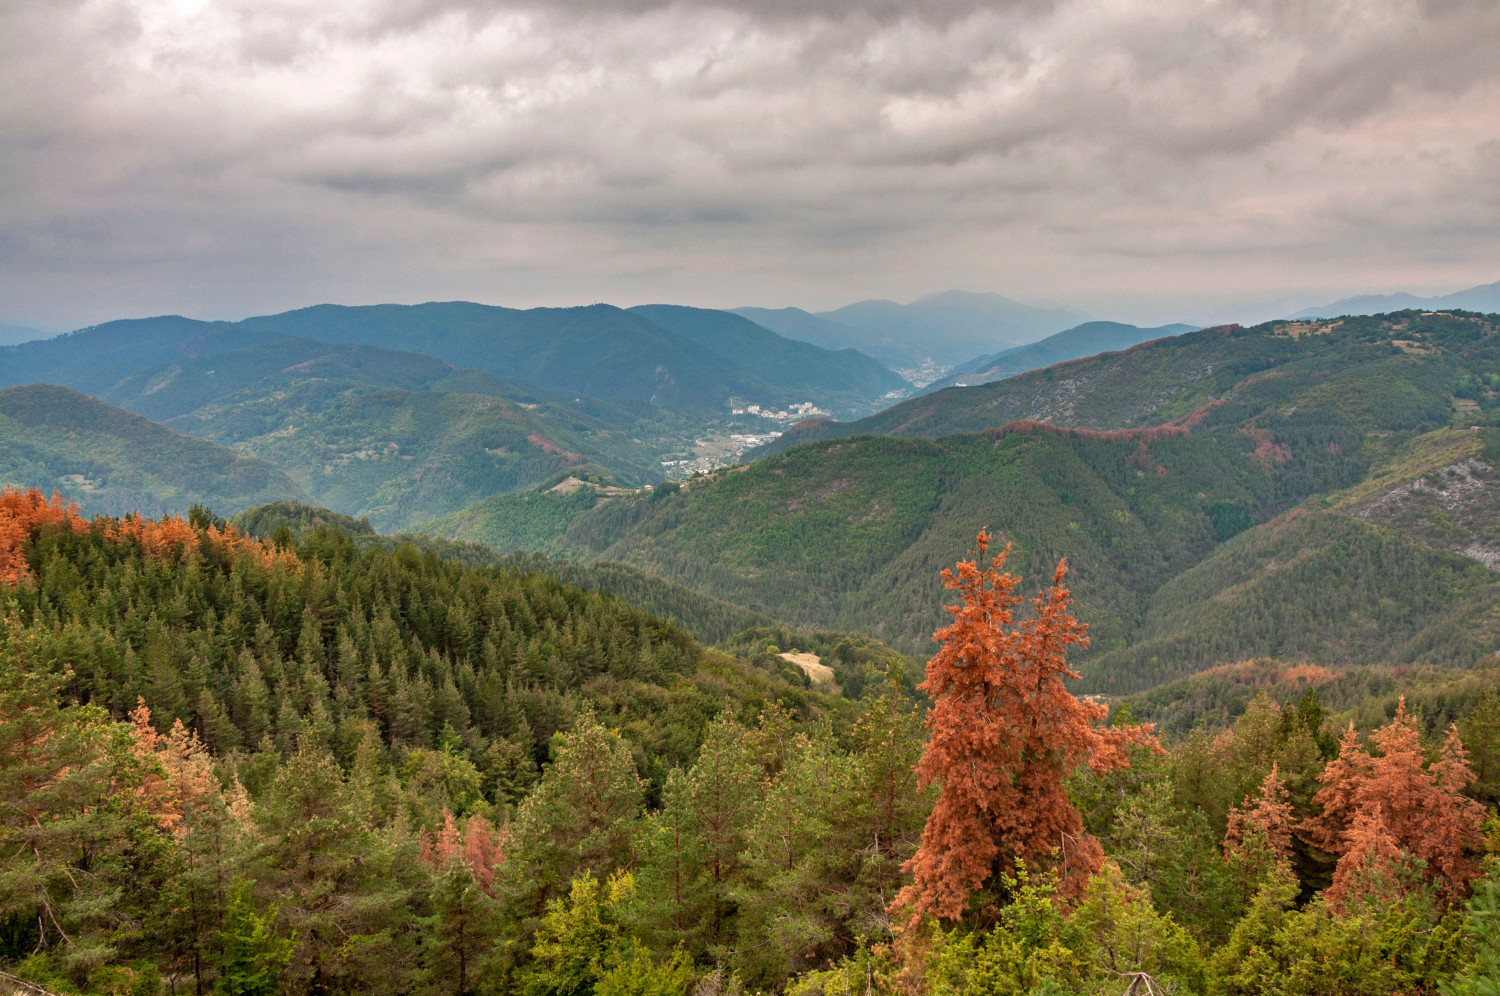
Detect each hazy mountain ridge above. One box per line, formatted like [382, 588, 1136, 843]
[1294, 278, 1500, 319]
[735, 291, 1085, 376]
[815, 291, 1085, 369]
[0, 323, 51, 347]
[927, 320, 1198, 391]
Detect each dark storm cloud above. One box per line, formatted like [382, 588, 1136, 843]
[0, 0, 1498, 327]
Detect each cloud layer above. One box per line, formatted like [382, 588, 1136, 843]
[3, 0, 1499, 327]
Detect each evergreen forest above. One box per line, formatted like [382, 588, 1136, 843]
[6, 485, 1500, 996]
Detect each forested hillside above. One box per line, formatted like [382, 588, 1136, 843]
[762, 310, 1495, 451]
[177, 389, 661, 532]
[237, 303, 900, 414]
[928, 320, 1197, 390]
[626, 306, 910, 409]
[7, 489, 1500, 996]
[0, 320, 667, 524]
[0, 384, 306, 517]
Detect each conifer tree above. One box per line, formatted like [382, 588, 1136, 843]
[504, 712, 644, 922]
[212, 883, 293, 996]
[1224, 762, 1295, 865]
[424, 860, 499, 996]
[630, 715, 757, 957]
[252, 745, 416, 996]
[0, 629, 176, 966]
[894, 532, 1155, 923]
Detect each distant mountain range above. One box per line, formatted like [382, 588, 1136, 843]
[0, 324, 51, 347]
[735, 291, 1085, 374]
[1292, 278, 1500, 319]
[924, 320, 1198, 391]
[0, 302, 915, 528]
[236, 302, 905, 413]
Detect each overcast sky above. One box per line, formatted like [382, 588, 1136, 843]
[2, 0, 1498, 330]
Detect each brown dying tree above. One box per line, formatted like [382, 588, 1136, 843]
[893, 530, 1156, 924]
[1303, 698, 1486, 907]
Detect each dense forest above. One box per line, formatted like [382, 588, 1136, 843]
[5, 488, 1500, 995]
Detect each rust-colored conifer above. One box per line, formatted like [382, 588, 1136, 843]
[1325, 805, 1408, 910]
[462, 813, 508, 896]
[1304, 699, 1486, 904]
[893, 530, 1156, 924]
[0, 485, 297, 586]
[0, 487, 84, 584]
[1224, 761, 1295, 862]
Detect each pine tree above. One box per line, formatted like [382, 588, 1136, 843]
[894, 531, 1156, 923]
[0, 628, 176, 965]
[503, 712, 644, 922]
[1460, 691, 1500, 809]
[1326, 805, 1415, 911]
[212, 883, 293, 996]
[630, 715, 757, 957]
[424, 860, 499, 996]
[252, 745, 415, 996]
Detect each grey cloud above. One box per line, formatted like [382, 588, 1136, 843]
[0, 0, 1498, 328]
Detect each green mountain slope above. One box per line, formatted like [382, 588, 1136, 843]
[429, 424, 1363, 655]
[0, 384, 307, 516]
[929, 320, 1197, 390]
[171, 385, 661, 532]
[1086, 509, 1500, 693]
[1, 318, 673, 527]
[762, 310, 1494, 452]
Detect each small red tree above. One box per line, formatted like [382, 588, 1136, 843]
[893, 531, 1156, 923]
[1224, 762, 1295, 863]
[462, 813, 508, 896]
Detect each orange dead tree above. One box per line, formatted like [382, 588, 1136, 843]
[893, 530, 1156, 924]
[0, 487, 85, 583]
[0, 484, 297, 587]
[1302, 699, 1485, 908]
